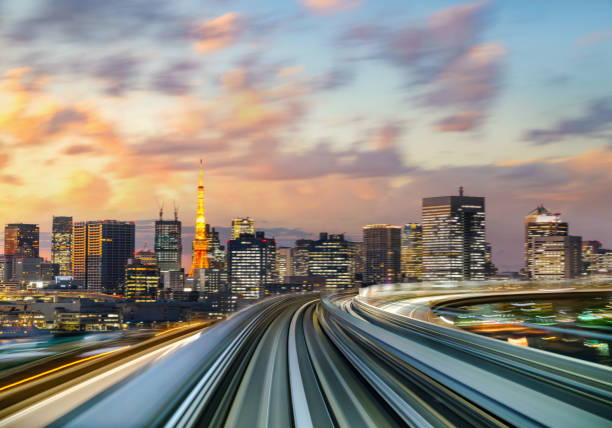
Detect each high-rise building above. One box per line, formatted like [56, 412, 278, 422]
[525, 205, 568, 279]
[292, 239, 313, 276]
[190, 160, 209, 275]
[531, 235, 582, 280]
[125, 249, 159, 301]
[206, 224, 225, 269]
[308, 233, 354, 288]
[277, 247, 293, 282]
[581, 240, 602, 274]
[231, 217, 255, 239]
[72, 220, 135, 293]
[400, 223, 422, 281]
[228, 232, 276, 300]
[4, 224, 39, 258]
[363, 224, 401, 285]
[13, 257, 42, 283]
[0, 255, 13, 281]
[155, 208, 182, 273]
[421, 188, 486, 281]
[51, 216, 72, 276]
[484, 242, 498, 278]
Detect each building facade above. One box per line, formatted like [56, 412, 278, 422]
[400, 223, 423, 281]
[72, 220, 135, 293]
[276, 247, 293, 282]
[363, 224, 401, 285]
[51, 216, 72, 276]
[524, 205, 568, 279]
[292, 239, 313, 277]
[154, 215, 182, 273]
[231, 217, 255, 239]
[531, 235, 582, 280]
[421, 189, 486, 281]
[307, 233, 354, 288]
[228, 232, 276, 300]
[125, 250, 159, 301]
[4, 224, 39, 258]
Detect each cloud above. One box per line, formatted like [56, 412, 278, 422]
[575, 29, 612, 49]
[339, 2, 502, 131]
[151, 61, 200, 95]
[63, 144, 97, 155]
[301, 0, 361, 15]
[92, 54, 142, 96]
[190, 13, 244, 53]
[523, 98, 612, 144]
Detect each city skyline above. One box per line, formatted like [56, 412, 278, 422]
[1, 1, 612, 271]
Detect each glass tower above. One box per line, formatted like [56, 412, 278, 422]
[51, 216, 72, 276]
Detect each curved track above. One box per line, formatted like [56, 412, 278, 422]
[3, 292, 610, 427]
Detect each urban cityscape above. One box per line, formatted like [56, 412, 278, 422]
[1, 1, 611, 427]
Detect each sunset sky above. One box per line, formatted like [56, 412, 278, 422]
[1, 0, 611, 270]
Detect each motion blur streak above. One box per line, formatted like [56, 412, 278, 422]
[35, 289, 610, 428]
[0, 346, 129, 392]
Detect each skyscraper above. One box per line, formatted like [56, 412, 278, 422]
[228, 231, 276, 300]
[154, 208, 182, 273]
[531, 235, 582, 280]
[292, 239, 313, 276]
[125, 249, 159, 301]
[72, 220, 135, 293]
[421, 188, 486, 281]
[524, 205, 568, 278]
[4, 224, 39, 258]
[363, 224, 401, 285]
[51, 216, 72, 276]
[277, 247, 293, 281]
[206, 224, 225, 269]
[231, 217, 255, 239]
[400, 223, 423, 281]
[308, 233, 354, 288]
[190, 160, 209, 276]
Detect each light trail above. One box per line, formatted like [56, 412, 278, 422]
[154, 322, 204, 337]
[0, 346, 130, 392]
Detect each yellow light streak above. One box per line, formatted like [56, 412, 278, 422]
[0, 346, 130, 392]
[154, 322, 204, 337]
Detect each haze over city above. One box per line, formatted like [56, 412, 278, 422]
[1, 0, 612, 270]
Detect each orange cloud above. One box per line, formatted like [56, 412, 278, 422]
[191, 13, 243, 52]
[301, 0, 361, 15]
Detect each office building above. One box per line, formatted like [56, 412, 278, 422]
[4, 224, 39, 258]
[72, 220, 135, 293]
[206, 224, 225, 269]
[292, 239, 313, 276]
[125, 250, 159, 301]
[231, 217, 255, 239]
[190, 160, 209, 275]
[0, 255, 13, 281]
[582, 240, 602, 274]
[400, 223, 423, 281]
[13, 257, 43, 283]
[277, 247, 293, 282]
[525, 205, 568, 279]
[484, 242, 498, 278]
[154, 209, 182, 273]
[421, 188, 486, 281]
[228, 232, 276, 300]
[307, 233, 354, 288]
[531, 235, 582, 280]
[51, 216, 72, 276]
[363, 224, 401, 285]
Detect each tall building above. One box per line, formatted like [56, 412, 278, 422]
[531, 235, 582, 280]
[525, 205, 568, 278]
[421, 188, 486, 281]
[4, 224, 39, 258]
[125, 249, 159, 301]
[154, 208, 182, 273]
[277, 247, 293, 282]
[231, 217, 255, 239]
[363, 224, 401, 285]
[582, 240, 602, 274]
[51, 216, 72, 276]
[400, 223, 422, 281]
[190, 160, 209, 276]
[206, 224, 225, 269]
[72, 220, 135, 293]
[228, 232, 276, 300]
[292, 239, 313, 276]
[308, 233, 354, 288]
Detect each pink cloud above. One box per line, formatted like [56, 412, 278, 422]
[190, 13, 244, 53]
[301, 0, 361, 15]
[575, 28, 612, 48]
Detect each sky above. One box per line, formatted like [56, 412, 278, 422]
[0, 0, 611, 271]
